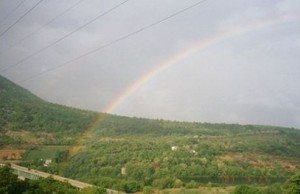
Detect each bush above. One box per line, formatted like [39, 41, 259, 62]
[231, 185, 262, 194]
[185, 180, 198, 189]
[119, 180, 142, 193]
[152, 178, 175, 189]
[263, 183, 282, 194]
[174, 179, 183, 188]
[283, 173, 300, 194]
[143, 186, 152, 194]
[80, 187, 106, 194]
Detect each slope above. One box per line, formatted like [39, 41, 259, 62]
[0, 75, 96, 147]
[63, 115, 300, 192]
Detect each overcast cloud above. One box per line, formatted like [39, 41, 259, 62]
[0, 0, 299, 128]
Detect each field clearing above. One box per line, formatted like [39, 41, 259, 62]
[0, 149, 25, 160]
[23, 146, 69, 161]
[6, 130, 55, 144]
[216, 152, 298, 170]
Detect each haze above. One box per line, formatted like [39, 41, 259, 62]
[0, 0, 299, 128]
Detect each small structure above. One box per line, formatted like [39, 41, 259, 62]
[121, 167, 126, 175]
[43, 159, 52, 167]
[171, 146, 178, 151]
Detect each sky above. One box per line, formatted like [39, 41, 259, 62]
[0, 0, 299, 128]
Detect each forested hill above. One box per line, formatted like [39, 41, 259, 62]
[1, 74, 299, 146]
[0, 75, 96, 146]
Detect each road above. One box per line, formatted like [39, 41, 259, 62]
[10, 163, 94, 189]
[8, 163, 124, 193]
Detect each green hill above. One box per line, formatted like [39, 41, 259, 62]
[0, 75, 96, 146]
[0, 75, 299, 193]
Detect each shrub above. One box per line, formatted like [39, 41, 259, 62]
[231, 185, 262, 194]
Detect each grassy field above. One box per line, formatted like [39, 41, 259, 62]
[22, 145, 69, 161]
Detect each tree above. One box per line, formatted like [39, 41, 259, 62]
[143, 186, 153, 194]
[283, 173, 300, 194]
[0, 165, 23, 194]
[231, 185, 262, 194]
[27, 177, 80, 194]
[123, 180, 142, 193]
[185, 180, 198, 189]
[80, 186, 106, 194]
[263, 183, 283, 194]
[152, 177, 174, 189]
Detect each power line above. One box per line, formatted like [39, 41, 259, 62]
[0, 0, 26, 26]
[0, 0, 85, 55]
[0, 0, 43, 38]
[16, 0, 209, 84]
[0, 0, 129, 73]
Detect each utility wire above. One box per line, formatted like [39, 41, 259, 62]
[0, 0, 27, 26]
[0, 0, 43, 38]
[0, 0, 129, 73]
[0, 0, 85, 55]
[16, 0, 209, 84]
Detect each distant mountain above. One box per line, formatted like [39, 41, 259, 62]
[0, 75, 96, 146]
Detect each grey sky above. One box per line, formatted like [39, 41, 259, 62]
[0, 0, 299, 128]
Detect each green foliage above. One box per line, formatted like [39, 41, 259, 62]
[63, 126, 299, 192]
[283, 173, 300, 194]
[123, 180, 142, 193]
[24, 177, 80, 194]
[185, 180, 198, 189]
[0, 165, 24, 194]
[23, 146, 69, 161]
[143, 186, 153, 194]
[231, 185, 262, 194]
[0, 75, 96, 146]
[0, 165, 81, 194]
[80, 186, 106, 194]
[152, 177, 175, 189]
[263, 183, 283, 194]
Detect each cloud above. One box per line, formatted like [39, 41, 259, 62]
[0, 0, 299, 128]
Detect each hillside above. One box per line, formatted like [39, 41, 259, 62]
[0, 75, 96, 147]
[62, 116, 300, 192]
[0, 75, 300, 193]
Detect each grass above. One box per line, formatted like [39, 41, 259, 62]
[23, 145, 69, 161]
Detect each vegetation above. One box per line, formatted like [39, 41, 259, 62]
[0, 75, 96, 146]
[283, 173, 300, 194]
[1, 75, 300, 193]
[1, 163, 297, 194]
[231, 185, 262, 194]
[61, 116, 299, 192]
[0, 165, 105, 194]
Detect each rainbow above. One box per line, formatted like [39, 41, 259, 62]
[71, 11, 297, 150]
